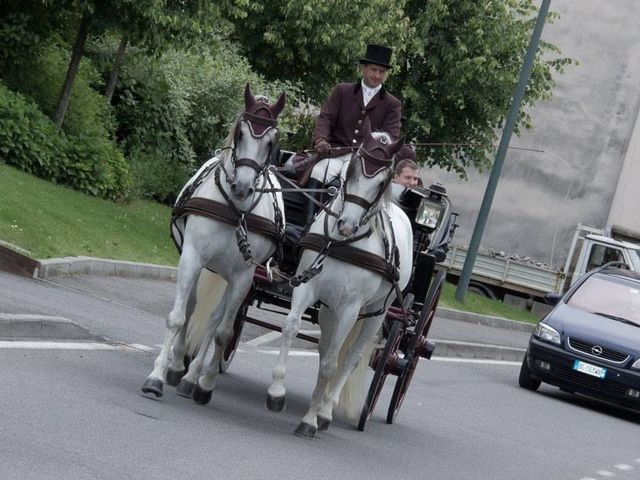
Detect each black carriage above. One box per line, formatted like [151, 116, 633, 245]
[221, 153, 458, 430]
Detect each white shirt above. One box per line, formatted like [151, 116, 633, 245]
[361, 80, 382, 107]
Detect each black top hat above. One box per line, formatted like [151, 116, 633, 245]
[359, 44, 393, 68]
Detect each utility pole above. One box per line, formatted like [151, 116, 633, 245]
[455, 0, 552, 302]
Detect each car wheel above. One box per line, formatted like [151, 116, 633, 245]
[518, 355, 541, 391]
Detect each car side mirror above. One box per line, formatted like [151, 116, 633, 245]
[544, 293, 563, 306]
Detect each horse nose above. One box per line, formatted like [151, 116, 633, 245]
[337, 218, 357, 237]
[230, 182, 253, 200]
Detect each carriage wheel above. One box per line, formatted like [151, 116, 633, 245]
[357, 319, 403, 431]
[386, 270, 445, 424]
[218, 297, 249, 373]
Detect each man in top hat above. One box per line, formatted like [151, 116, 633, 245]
[287, 44, 403, 222]
[312, 43, 402, 156]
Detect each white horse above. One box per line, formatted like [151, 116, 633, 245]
[142, 84, 286, 400]
[266, 118, 412, 438]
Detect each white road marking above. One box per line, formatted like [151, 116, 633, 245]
[244, 329, 319, 347]
[0, 341, 117, 350]
[245, 331, 282, 346]
[597, 471, 615, 477]
[580, 477, 597, 480]
[615, 464, 633, 471]
[431, 356, 521, 366]
[251, 348, 318, 357]
[634, 458, 640, 463]
[124, 343, 155, 353]
[240, 348, 525, 364]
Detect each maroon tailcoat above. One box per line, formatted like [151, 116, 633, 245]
[311, 82, 402, 149]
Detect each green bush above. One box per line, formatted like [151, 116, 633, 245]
[0, 82, 131, 201]
[2, 44, 116, 140]
[113, 43, 296, 203]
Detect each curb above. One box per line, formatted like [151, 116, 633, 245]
[36, 256, 177, 281]
[436, 307, 536, 333]
[431, 339, 526, 362]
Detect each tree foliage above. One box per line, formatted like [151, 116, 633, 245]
[393, 0, 573, 175]
[232, 0, 410, 98]
[232, 0, 573, 175]
[0, 0, 575, 201]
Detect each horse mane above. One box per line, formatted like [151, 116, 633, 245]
[219, 114, 241, 163]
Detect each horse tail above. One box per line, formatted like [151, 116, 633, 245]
[333, 320, 378, 424]
[184, 269, 228, 358]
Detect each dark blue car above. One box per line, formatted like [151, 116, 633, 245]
[519, 266, 640, 409]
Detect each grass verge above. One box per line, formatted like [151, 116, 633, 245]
[0, 163, 178, 266]
[440, 282, 542, 324]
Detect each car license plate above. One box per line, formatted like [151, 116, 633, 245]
[573, 360, 606, 379]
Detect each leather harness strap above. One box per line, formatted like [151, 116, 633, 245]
[173, 197, 280, 245]
[299, 232, 399, 283]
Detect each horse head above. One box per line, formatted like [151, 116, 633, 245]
[229, 84, 286, 207]
[337, 118, 403, 237]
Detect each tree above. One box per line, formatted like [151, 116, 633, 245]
[232, 0, 410, 98]
[392, 0, 573, 175]
[49, 0, 253, 128]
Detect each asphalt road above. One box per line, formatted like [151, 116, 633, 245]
[2, 271, 640, 480]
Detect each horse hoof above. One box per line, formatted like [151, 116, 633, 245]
[294, 422, 316, 439]
[166, 368, 185, 387]
[266, 394, 286, 412]
[192, 384, 213, 405]
[141, 377, 163, 398]
[176, 379, 196, 398]
[317, 417, 331, 432]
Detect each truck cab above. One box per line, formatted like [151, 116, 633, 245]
[563, 230, 640, 291]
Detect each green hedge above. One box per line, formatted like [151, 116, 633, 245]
[0, 82, 131, 201]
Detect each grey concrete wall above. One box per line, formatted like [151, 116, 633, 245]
[608, 99, 640, 239]
[423, 0, 640, 268]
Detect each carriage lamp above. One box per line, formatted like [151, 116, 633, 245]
[415, 198, 444, 229]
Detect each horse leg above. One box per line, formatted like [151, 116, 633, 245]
[318, 314, 384, 430]
[176, 288, 229, 398]
[266, 283, 317, 413]
[167, 270, 201, 386]
[192, 270, 254, 405]
[142, 249, 203, 398]
[295, 304, 360, 438]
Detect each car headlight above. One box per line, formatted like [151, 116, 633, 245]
[533, 323, 561, 345]
[415, 198, 444, 229]
[632, 359, 640, 370]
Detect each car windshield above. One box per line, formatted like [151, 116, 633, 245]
[568, 274, 640, 326]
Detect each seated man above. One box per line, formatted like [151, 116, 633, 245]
[394, 159, 421, 188]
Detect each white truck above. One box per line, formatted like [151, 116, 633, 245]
[443, 224, 640, 303]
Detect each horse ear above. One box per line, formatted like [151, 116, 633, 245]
[244, 83, 255, 111]
[270, 92, 287, 119]
[390, 136, 405, 156]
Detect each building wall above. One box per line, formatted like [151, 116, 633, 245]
[607, 103, 640, 240]
[424, 0, 640, 268]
